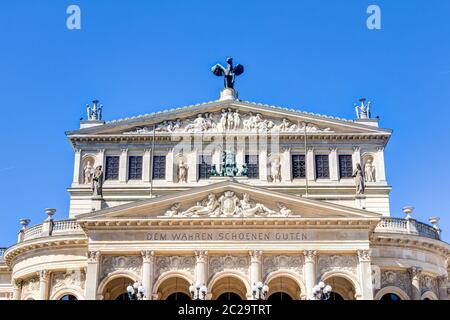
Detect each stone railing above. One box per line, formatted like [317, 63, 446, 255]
[374, 217, 440, 240]
[22, 219, 84, 241]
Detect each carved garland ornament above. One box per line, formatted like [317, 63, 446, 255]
[380, 270, 412, 297]
[317, 254, 358, 275]
[155, 256, 196, 279]
[164, 191, 293, 218]
[124, 110, 333, 135]
[263, 255, 304, 277]
[51, 270, 86, 294]
[209, 255, 250, 277]
[100, 256, 142, 282]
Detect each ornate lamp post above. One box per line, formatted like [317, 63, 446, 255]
[252, 282, 269, 300]
[189, 283, 207, 300]
[127, 281, 145, 300]
[312, 281, 332, 300]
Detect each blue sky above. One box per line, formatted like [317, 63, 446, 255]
[0, 0, 449, 246]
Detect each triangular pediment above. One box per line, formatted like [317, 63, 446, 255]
[76, 180, 382, 222]
[66, 100, 391, 137]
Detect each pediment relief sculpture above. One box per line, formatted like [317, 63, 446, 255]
[164, 191, 293, 218]
[123, 110, 333, 135]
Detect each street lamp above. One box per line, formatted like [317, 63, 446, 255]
[252, 282, 269, 300]
[312, 281, 332, 300]
[127, 281, 145, 300]
[189, 283, 207, 300]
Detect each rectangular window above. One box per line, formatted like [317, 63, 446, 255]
[291, 155, 306, 178]
[245, 155, 259, 179]
[315, 155, 329, 179]
[152, 155, 166, 180]
[105, 156, 120, 180]
[128, 156, 143, 180]
[198, 155, 212, 180]
[339, 155, 353, 179]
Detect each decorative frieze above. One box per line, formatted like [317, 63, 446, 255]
[100, 256, 142, 282]
[317, 254, 358, 275]
[155, 256, 195, 279]
[51, 270, 86, 294]
[380, 270, 412, 297]
[21, 277, 39, 297]
[263, 255, 303, 277]
[208, 255, 250, 277]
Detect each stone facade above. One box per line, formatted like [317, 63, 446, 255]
[0, 89, 448, 300]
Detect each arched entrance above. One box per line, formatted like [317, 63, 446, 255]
[266, 276, 301, 300]
[101, 275, 135, 300]
[322, 276, 357, 300]
[380, 293, 401, 301]
[156, 276, 191, 300]
[210, 275, 248, 300]
[59, 294, 78, 301]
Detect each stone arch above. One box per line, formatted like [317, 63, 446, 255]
[320, 271, 362, 300]
[208, 271, 251, 300]
[97, 270, 138, 300]
[153, 271, 194, 300]
[50, 287, 84, 300]
[374, 286, 410, 300]
[421, 291, 438, 300]
[264, 270, 306, 300]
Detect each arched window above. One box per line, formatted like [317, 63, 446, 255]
[217, 292, 243, 301]
[380, 293, 401, 301]
[60, 294, 78, 301]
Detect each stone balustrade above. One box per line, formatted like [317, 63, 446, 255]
[22, 219, 83, 241]
[374, 217, 440, 240]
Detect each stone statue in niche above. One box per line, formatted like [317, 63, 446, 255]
[364, 159, 376, 182]
[352, 163, 365, 195]
[91, 165, 104, 197]
[270, 157, 282, 183]
[83, 160, 94, 184]
[178, 160, 188, 183]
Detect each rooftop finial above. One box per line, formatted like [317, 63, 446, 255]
[86, 99, 103, 121]
[354, 97, 371, 119]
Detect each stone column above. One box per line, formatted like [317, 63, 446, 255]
[141, 250, 155, 300]
[329, 147, 339, 181]
[195, 250, 208, 286]
[12, 279, 22, 300]
[352, 146, 361, 170]
[166, 148, 175, 182]
[410, 266, 422, 300]
[376, 147, 386, 182]
[72, 148, 82, 184]
[188, 148, 198, 182]
[143, 149, 151, 183]
[259, 148, 268, 181]
[280, 148, 291, 182]
[357, 250, 374, 300]
[304, 250, 317, 300]
[437, 275, 448, 300]
[249, 250, 263, 299]
[38, 270, 50, 300]
[119, 149, 128, 182]
[85, 251, 100, 300]
[306, 147, 315, 181]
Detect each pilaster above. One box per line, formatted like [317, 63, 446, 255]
[329, 147, 339, 181]
[410, 266, 422, 300]
[85, 251, 101, 300]
[304, 250, 317, 300]
[280, 148, 291, 182]
[195, 250, 208, 286]
[249, 250, 263, 299]
[306, 147, 315, 181]
[143, 149, 151, 183]
[352, 146, 361, 170]
[141, 250, 155, 300]
[376, 146, 387, 182]
[357, 249, 373, 300]
[119, 149, 128, 182]
[72, 148, 82, 184]
[38, 270, 50, 300]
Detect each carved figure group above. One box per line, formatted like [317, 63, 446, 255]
[164, 191, 292, 218]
